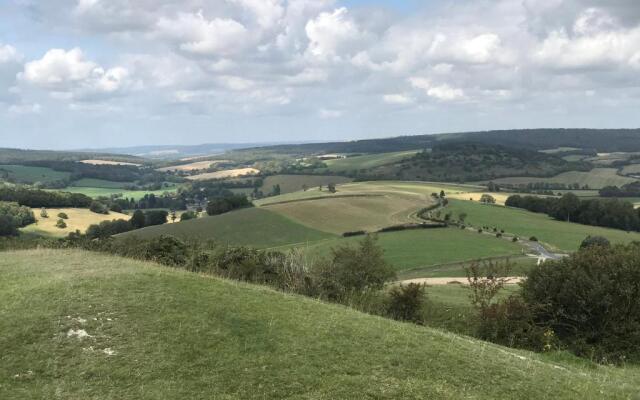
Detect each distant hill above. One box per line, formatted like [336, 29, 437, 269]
[237, 129, 640, 155]
[2, 248, 639, 399]
[0, 148, 144, 164]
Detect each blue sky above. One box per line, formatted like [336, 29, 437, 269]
[1, 0, 640, 150]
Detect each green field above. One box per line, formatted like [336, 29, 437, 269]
[60, 186, 178, 200]
[323, 150, 420, 172]
[119, 207, 334, 248]
[621, 163, 640, 176]
[261, 174, 353, 194]
[293, 228, 523, 272]
[2, 249, 639, 399]
[446, 200, 640, 252]
[486, 168, 637, 189]
[0, 164, 70, 184]
[71, 178, 130, 189]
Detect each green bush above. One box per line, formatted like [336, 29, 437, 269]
[529, 236, 538, 242]
[55, 219, 67, 229]
[579, 235, 610, 250]
[180, 211, 197, 221]
[57, 212, 69, 219]
[521, 243, 640, 363]
[89, 201, 109, 215]
[386, 283, 425, 323]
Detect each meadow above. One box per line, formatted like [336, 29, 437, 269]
[261, 174, 353, 194]
[119, 207, 334, 248]
[60, 186, 178, 200]
[486, 168, 637, 189]
[446, 199, 640, 252]
[2, 249, 639, 399]
[322, 150, 420, 172]
[0, 164, 70, 184]
[21, 208, 130, 237]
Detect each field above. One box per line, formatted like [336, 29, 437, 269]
[446, 200, 640, 252]
[156, 160, 230, 172]
[485, 168, 637, 189]
[60, 186, 178, 200]
[2, 249, 639, 399]
[621, 164, 640, 176]
[118, 207, 334, 248]
[322, 150, 420, 172]
[261, 174, 353, 194]
[0, 164, 70, 184]
[447, 192, 511, 205]
[294, 227, 523, 272]
[71, 178, 130, 189]
[186, 168, 260, 180]
[21, 208, 130, 237]
[80, 160, 141, 166]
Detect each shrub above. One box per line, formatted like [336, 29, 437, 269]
[109, 203, 123, 213]
[521, 243, 640, 363]
[0, 215, 18, 236]
[529, 236, 538, 242]
[90, 201, 109, 215]
[141, 235, 189, 266]
[342, 230, 366, 237]
[496, 233, 502, 238]
[144, 210, 168, 227]
[57, 212, 69, 219]
[85, 219, 133, 239]
[512, 237, 518, 242]
[130, 210, 145, 229]
[55, 219, 67, 229]
[180, 211, 197, 221]
[40, 208, 48, 218]
[386, 283, 425, 323]
[580, 235, 610, 250]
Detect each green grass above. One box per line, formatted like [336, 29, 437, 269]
[323, 150, 420, 172]
[0, 164, 70, 184]
[118, 207, 334, 248]
[621, 163, 640, 176]
[397, 256, 537, 280]
[261, 174, 353, 194]
[2, 249, 640, 399]
[60, 186, 178, 200]
[487, 168, 637, 189]
[446, 199, 640, 252]
[292, 228, 523, 272]
[71, 178, 130, 189]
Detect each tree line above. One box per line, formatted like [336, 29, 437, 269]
[0, 186, 92, 208]
[0, 202, 35, 236]
[505, 193, 640, 232]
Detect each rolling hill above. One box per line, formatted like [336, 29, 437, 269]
[2, 249, 639, 399]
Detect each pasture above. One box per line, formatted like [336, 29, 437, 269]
[60, 186, 178, 200]
[446, 199, 640, 252]
[1, 249, 639, 399]
[0, 164, 70, 184]
[118, 207, 334, 248]
[21, 208, 130, 237]
[261, 174, 353, 194]
[71, 178, 130, 189]
[322, 150, 420, 172]
[485, 168, 637, 189]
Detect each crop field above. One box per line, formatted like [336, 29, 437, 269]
[156, 159, 231, 172]
[447, 192, 511, 205]
[261, 174, 353, 194]
[294, 227, 523, 272]
[446, 200, 640, 252]
[322, 150, 420, 172]
[186, 167, 260, 180]
[0, 164, 70, 184]
[2, 249, 639, 399]
[21, 208, 130, 237]
[118, 207, 334, 248]
[621, 163, 640, 176]
[80, 159, 141, 166]
[485, 168, 637, 189]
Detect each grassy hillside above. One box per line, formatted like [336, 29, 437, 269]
[323, 150, 420, 172]
[293, 227, 523, 272]
[486, 168, 637, 189]
[60, 186, 178, 200]
[119, 207, 334, 248]
[1, 249, 639, 399]
[71, 178, 130, 189]
[0, 165, 71, 184]
[446, 200, 640, 252]
[21, 208, 131, 237]
[261, 174, 353, 194]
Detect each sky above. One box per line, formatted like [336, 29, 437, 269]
[1, 0, 640, 150]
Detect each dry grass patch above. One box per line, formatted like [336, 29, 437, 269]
[186, 168, 260, 181]
[22, 208, 130, 237]
[156, 160, 231, 172]
[448, 192, 511, 205]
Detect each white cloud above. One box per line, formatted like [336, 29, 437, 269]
[318, 108, 342, 118]
[305, 8, 366, 60]
[21, 48, 135, 100]
[383, 94, 413, 105]
[8, 102, 42, 115]
[0, 44, 21, 64]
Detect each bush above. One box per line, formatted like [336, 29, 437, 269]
[521, 243, 640, 363]
[342, 230, 366, 237]
[386, 283, 425, 323]
[40, 208, 48, 218]
[90, 201, 109, 215]
[180, 211, 197, 221]
[580, 235, 610, 250]
[529, 236, 538, 242]
[55, 219, 67, 229]
[0, 215, 18, 236]
[496, 233, 502, 238]
[512, 237, 518, 242]
[85, 219, 133, 239]
[57, 212, 69, 219]
[144, 210, 168, 227]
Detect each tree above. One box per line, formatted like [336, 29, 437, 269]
[180, 211, 197, 221]
[55, 218, 67, 229]
[440, 190, 446, 198]
[0, 215, 18, 236]
[327, 183, 337, 193]
[458, 212, 468, 223]
[580, 235, 610, 250]
[130, 209, 146, 229]
[90, 201, 109, 215]
[170, 209, 177, 223]
[144, 210, 168, 227]
[480, 194, 496, 204]
[57, 212, 69, 219]
[551, 193, 580, 222]
[40, 208, 48, 218]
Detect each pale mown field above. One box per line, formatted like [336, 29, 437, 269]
[156, 160, 231, 172]
[21, 208, 130, 237]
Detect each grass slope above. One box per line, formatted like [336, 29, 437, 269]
[294, 227, 523, 272]
[486, 168, 636, 189]
[446, 200, 640, 252]
[60, 186, 178, 200]
[323, 150, 420, 172]
[1, 249, 639, 399]
[119, 207, 333, 248]
[21, 208, 131, 237]
[71, 178, 130, 189]
[262, 174, 353, 194]
[0, 165, 70, 184]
